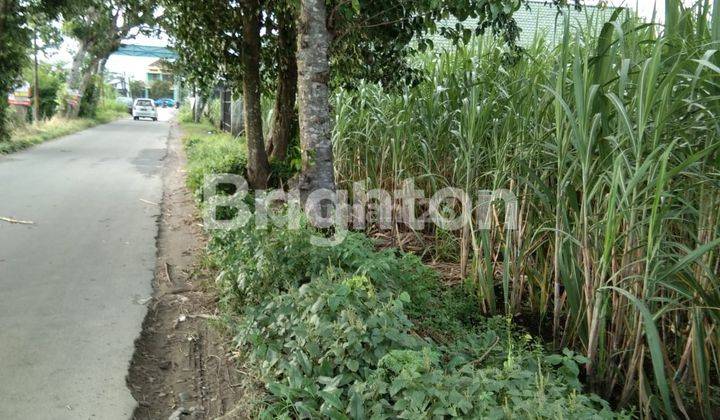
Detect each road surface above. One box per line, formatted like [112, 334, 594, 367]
[0, 113, 172, 419]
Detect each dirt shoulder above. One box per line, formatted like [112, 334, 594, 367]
[126, 121, 246, 419]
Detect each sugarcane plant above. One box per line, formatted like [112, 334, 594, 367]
[332, 1, 720, 416]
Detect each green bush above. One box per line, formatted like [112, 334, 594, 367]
[237, 275, 420, 418]
[361, 346, 617, 419]
[183, 125, 247, 194]
[78, 76, 100, 118]
[129, 80, 146, 99]
[149, 79, 173, 99]
[217, 221, 623, 418]
[22, 62, 65, 120]
[211, 218, 466, 330]
[204, 217, 624, 418]
[205, 98, 221, 128]
[178, 103, 194, 123]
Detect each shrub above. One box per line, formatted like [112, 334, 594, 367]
[361, 346, 618, 419]
[221, 225, 623, 418]
[206, 217, 623, 418]
[236, 275, 421, 418]
[149, 79, 173, 99]
[78, 76, 100, 118]
[183, 126, 247, 194]
[178, 103, 194, 123]
[22, 62, 65, 120]
[211, 217, 474, 335]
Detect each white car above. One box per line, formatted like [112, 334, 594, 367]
[132, 98, 158, 121]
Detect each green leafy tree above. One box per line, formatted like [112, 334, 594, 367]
[28, 11, 62, 123]
[128, 79, 145, 98]
[160, 0, 276, 188]
[162, 1, 578, 190]
[22, 62, 65, 119]
[62, 0, 156, 118]
[297, 0, 539, 197]
[0, 0, 82, 139]
[0, 0, 31, 141]
[148, 79, 172, 99]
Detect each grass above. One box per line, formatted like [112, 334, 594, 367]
[333, 2, 720, 417]
[0, 102, 128, 155]
[181, 120, 247, 194]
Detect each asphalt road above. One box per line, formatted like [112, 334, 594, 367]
[0, 113, 172, 419]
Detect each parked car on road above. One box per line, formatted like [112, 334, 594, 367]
[133, 98, 158, 121]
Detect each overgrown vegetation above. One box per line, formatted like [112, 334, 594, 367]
[177, 1, 720, 418]
[333, 5, 720, 417]
[0, 0, 64, 142]
[183, 122, 246, 194]
[181, 103, 299, 188]
[22, 63, 65, 120]
[184, 123, 624, 418]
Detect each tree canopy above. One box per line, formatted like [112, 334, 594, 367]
[159, 0, 532, 189]
[0, 0, 72, 140]
[61, 0, 156, 117]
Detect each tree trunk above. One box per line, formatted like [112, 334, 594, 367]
[267, 8, 298, 162]
[0, 0, 9, 141]
[69, 55, 101, 119]
[64, 40, 89, 117]
[297, 0, 336, 202]
[230, 97, 244, 136]
[33, 28, 40, 124]
[66, 42, 87, 92]
[191, 86, 199, 122]
[242, 0, 270, 189]
[0, 96, 8, 142]
[193, 93, 205, 123]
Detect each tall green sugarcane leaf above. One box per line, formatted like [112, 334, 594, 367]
[601, 286, 674, 416]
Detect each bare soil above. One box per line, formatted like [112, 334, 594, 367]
[126, 122, 249, 419]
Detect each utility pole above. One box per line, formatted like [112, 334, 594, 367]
[33, 28, 40, 124]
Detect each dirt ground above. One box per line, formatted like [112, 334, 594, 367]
[126, 122, 249, 419]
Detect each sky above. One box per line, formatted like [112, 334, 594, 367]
[603, 0, 666, 20]
[44, 1, 680, 83]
